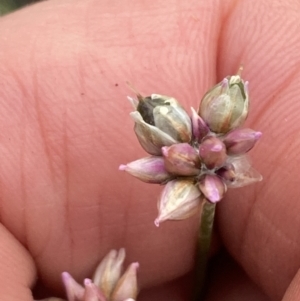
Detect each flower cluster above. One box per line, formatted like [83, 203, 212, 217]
[38, 249, 139, 301]
[120, 72, 262, 226]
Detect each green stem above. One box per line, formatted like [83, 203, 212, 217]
[193, 200, 216, 301]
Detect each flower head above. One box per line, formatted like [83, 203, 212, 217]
[60, 249, 139, 301]
[120, 71, 262, 225]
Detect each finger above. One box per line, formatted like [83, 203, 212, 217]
[0, 0, 230, 295]
[205, 251, 270, 301]
[0, 223, 36, 300]
[139, 273, 193, 301]
[216, 0, 300, 299]
[282, 269, 300, 301]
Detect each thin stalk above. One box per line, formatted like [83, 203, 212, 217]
[193, 199, 216, 301]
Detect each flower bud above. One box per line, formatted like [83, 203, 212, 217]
[62, 272, 85, 301]
[119, 156, 171, 184]
[162, 143, 200, 176]
[111, 262, 139, 301]
[129, 94, 192, 155]
[199, 137, 227, 169]
[198, 75, 249, 133]
[155, 179, 201, 226]
[223, 128, 262, 155]
[191, 107, 210, 142]
[84, 279, 106, 301]
[198, 175, 227, 203]
[92, 249, 125, 300]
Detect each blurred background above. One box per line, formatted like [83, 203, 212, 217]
[0, 0, 40, 16]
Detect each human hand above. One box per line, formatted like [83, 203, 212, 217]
[0, 1, 299, 300]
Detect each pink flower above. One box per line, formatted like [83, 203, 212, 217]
[120, 75, 262, 225]
[38, 249, 139, 301]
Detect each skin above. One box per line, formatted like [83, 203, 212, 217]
[0, 0, 300, 300]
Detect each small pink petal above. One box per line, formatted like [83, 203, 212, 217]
[62, 272, 85, 301]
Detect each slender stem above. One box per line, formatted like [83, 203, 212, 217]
[193, 199, 216, 301]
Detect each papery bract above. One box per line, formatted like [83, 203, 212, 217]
[226, 155, 262, 188]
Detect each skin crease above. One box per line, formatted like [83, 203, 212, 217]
[0, 0, 300, 300]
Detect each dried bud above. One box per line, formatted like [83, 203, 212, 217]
[223, 128, 262, 155]
[198, 74, 249, 134]
[198, 175, 227, 203]
[199, 137, 227, 169]
[191, 107, 210, 142]
[129, 94, 192, 155]
[155, 179, 201, 226]
[92, 249, 125, 300]
[119, 156, 171, 184]
[110, 263, 139, 301]
[162, 143, 200, 176]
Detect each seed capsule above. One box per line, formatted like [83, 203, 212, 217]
[198, 74, 249, 134]
[129, 94, 192, 155]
